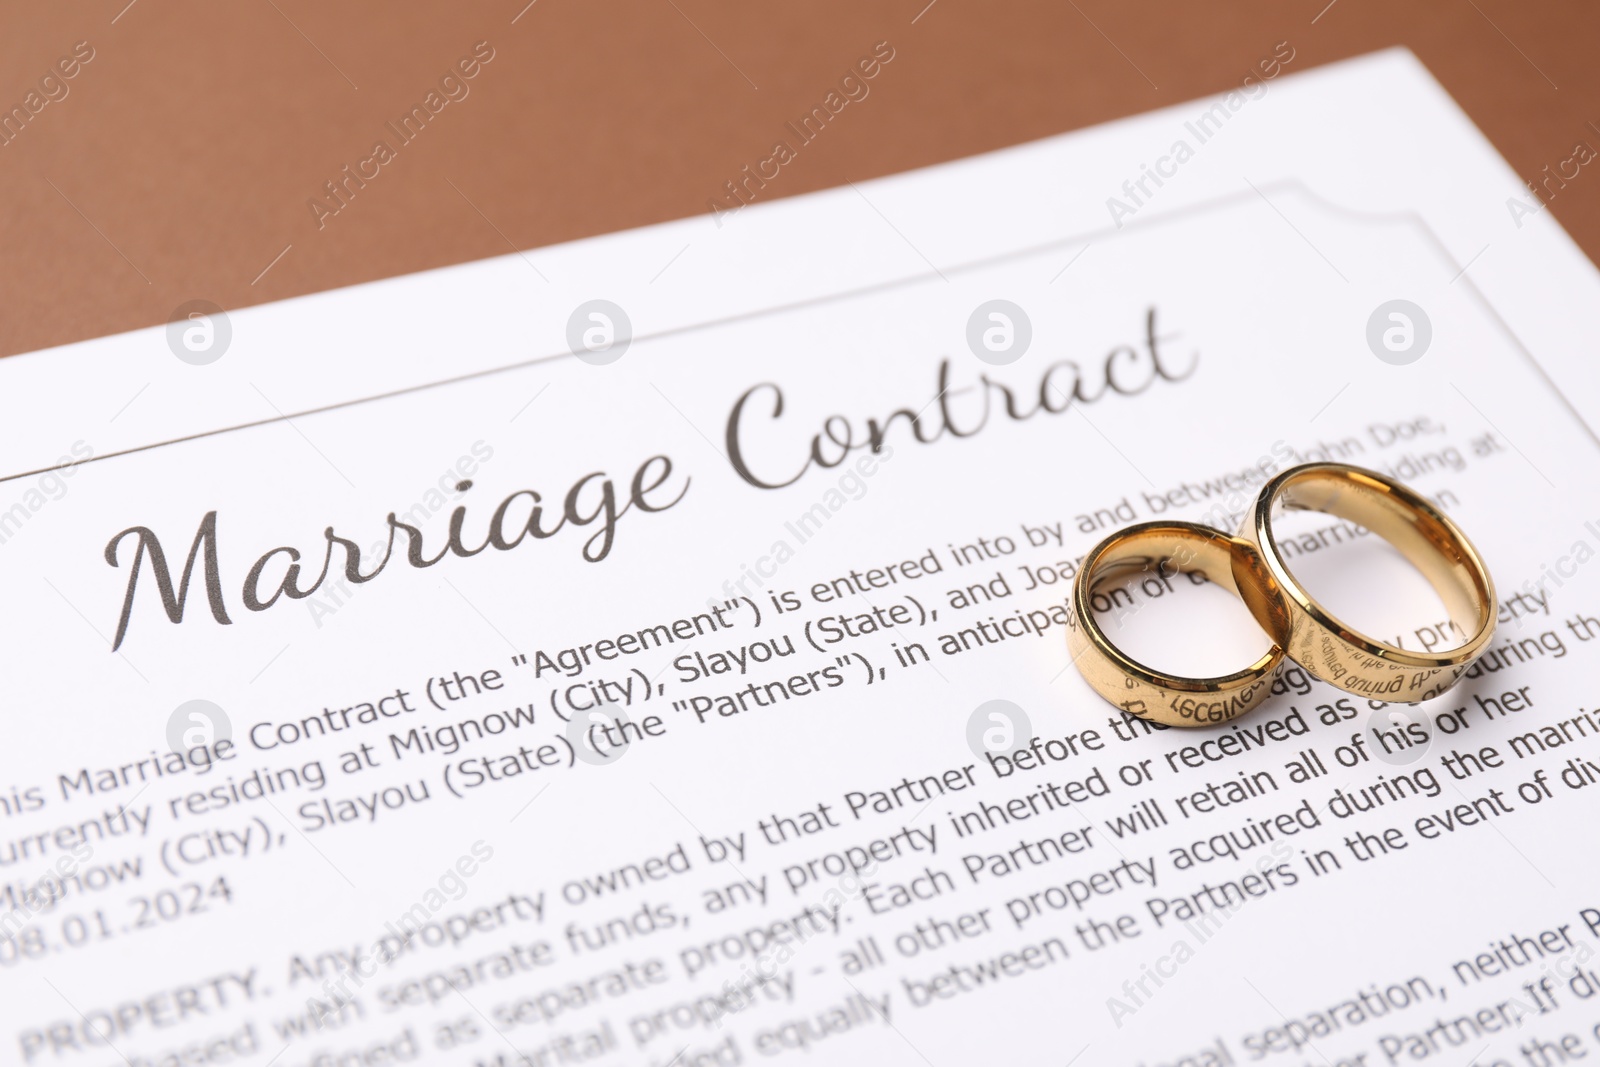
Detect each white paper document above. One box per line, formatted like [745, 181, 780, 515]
[4, 48, 1600, 1067]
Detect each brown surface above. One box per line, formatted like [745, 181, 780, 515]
[1, 0, 1595, 358]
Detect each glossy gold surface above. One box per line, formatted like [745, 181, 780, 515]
[1241, 463, 1496, 702]
[1068, 521, 1291, 727]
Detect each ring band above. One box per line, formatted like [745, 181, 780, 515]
[1067, 521, 1291, 727]
[1241, 462, 1495, 702]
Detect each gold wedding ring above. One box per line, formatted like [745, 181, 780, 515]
[1242, 462, 1495, 702]
[1067, 464, 1496, 724]
[1067, 521, 1291, 728]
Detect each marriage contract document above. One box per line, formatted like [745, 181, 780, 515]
[2, 49, 1600, 1067]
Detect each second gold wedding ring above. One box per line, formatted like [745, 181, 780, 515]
[1067, 521, 1290, 727]
[1242, 462, 1496, 703]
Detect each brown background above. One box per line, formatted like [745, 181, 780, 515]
[2, 0, 1595, 359]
